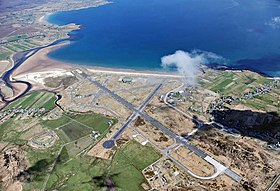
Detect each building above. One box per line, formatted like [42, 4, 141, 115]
[122, 77, 133, 83]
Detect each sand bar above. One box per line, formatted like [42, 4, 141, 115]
[0, 60, 12, 77]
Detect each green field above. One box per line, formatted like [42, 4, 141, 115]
[54, 113, 117, 143]
[4, 91, 56, 111]
[24, 39, 39, 46]
[7, 34, 28, 41]
[46, 156, 110, 191]
[0, 114, 63, 191]
[5, 45, 17, 52]
[42, 116, 72, 130]
[23, 141, 63, 191]
[59, 121, 92, 142]
[200, 70, 273, 96]
[13, 43, 29, 50]
[66, 136, 95, 157]
[0, 117, 34, 144]
[68, 113, 118, 134]
[45, 140, 161, 191]
[42, 96, 57, 111]
[0, 52, 12, 60]
[109, 140, 162, 191]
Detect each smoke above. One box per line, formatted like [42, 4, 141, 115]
[161, 50, 226, 86]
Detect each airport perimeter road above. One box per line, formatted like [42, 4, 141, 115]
[80, 72, 241, 182]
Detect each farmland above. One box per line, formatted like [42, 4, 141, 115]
[4, 91, 56, 111]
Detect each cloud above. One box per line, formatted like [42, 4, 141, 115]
[161, 50, 226, 86]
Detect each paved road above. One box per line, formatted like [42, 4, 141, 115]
[81, 72, 242, 182]
[110, 81, 164, 142]
[265, 173, 280, 191]
[224, 169, 242, 182]
[84, 74, 135, 111]
[114, 84, 157, 93]
[112, 112, 138, 140]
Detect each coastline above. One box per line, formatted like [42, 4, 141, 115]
[12, 42, 73, 77]
[38, 13, 52, 23]
[11, 42, 183, 78]
[1, 1, 279, 108]
[42, 0, 277, 78]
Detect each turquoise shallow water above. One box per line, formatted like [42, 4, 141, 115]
[48, 0, 280, 77]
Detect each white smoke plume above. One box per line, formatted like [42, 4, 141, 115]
[161, 50, 226, 86]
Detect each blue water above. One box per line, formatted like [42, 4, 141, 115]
[47, 0, 280, 77]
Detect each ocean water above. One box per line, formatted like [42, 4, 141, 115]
[47, 0, 280, 77]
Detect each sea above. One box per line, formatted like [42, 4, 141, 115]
[47, 0, 280, 77]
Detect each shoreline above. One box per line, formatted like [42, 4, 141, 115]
[42, 0, 279, 79]
[1, 1, 279, 108]
[38, 13, 52, 23]
[11, 40, 280, 83]
[2, 38, 279, 110]
[11, 42, 183, 78]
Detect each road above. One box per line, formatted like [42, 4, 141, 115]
[266, 173, 280, 191]
[80, 71, 242, 182]
[107, 81, 164, 144]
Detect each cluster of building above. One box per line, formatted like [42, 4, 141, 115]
[107, 119, 114, 127]
[269, 142, 280, 151]
[164, 90, 189, 106]
[90, 130, 100, 140]
[208, 96, 235, 112]
[0, 107, 46, 124]
[209, 80, 279, 112]
[164, 89, 203, 114]
[143, 159, 192, 190]
[242, 80, 279, 99]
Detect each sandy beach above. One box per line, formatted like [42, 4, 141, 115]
[6, 42, 182, 102]
[12, 43, 73, 77]
[38, 13, 51, 23]
[12, 42, 183, 79]
[87, 68, 182, 78]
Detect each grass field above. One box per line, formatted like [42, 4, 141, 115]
[24, 39, 40, 46]
[45, 140, 161, 191]
[0, 118, 20, 142]
[5, 45, 17, 52]
[42, 116, 72, 130]
[13, 43, 29, 50]
[0, 52, 12, 60]
[46, 155, 110, 191]
[59, 121, 92, 142]
[7, 34, 28, 41]
[66, 135, 95, 157]
[44, 112, 117, 144]
[23, 141, 63, 191]
[4, 91, 56, 111]
[0, 110, 158, 191]
[0, 117, 35, 144]
[109, 140, 162, 191]
[200, 70, 273, 96]
[0, 113, 63, 190]
[68, 113, 118, 134]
